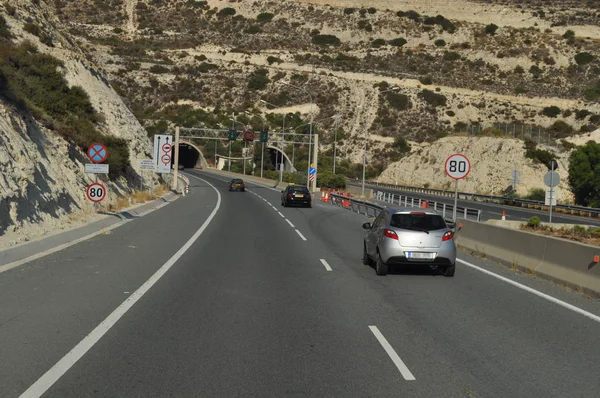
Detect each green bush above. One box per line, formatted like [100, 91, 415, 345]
[547, 120, 574, 138]
[371, 38, 386, 48]
[485, 24, 498, 35]
[343, 8, 356, 15]
[385, 92, 411, 110]
[318, 171, 346, 189]
[524, 189, 545, 201]
[525, 148, 556, 166]
[256, 12, 275, 23]
[24, 22, 41, 37]
[393, 135, 411, 153]
[568, 141, 600, 207]
[266, 56, 283, 65]
[0, 15, 11, 38]
[368, 7, 377, 14]
[418, 89, 447, 107]
[312, 34, 341, 46]
[563, 30, 575, 40]
[443, 51, 461, 61]
[575, 52, 595, 66]
[149, 64, 169, 74]
[527, 216, 541, 228]
[584, 82, 600, 101]
[542, 106, 561, 118]
[244, 25, 262, 34]
[389, 37, 407, 47]
[420, 76, 433, 85]
[357, 20, 372, 32]
[423, 15, 456, 33]
[217, 7, 236, 17]
[248, 68, 270, 90]
[434, 39, 446, 47]
[397, 10, 421, 22]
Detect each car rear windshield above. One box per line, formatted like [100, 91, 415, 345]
[291, 187, 309, 193]
[390, 213, 447, 231]
[232, 179, 243, 184]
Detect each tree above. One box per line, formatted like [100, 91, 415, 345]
[568, 141, 600, 207]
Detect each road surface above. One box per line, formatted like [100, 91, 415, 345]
[1, 171, 600, 397]
[351, 182, 600, 226]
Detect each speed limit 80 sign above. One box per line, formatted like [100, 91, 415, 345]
[445, 154, 471, 180]
[86, 182, 107, 203]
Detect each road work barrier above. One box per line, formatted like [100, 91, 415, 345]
[457, 219, 600, 295]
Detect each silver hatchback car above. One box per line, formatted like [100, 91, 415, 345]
[362, 207, 456, 277]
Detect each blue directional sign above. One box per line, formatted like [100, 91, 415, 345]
[309, 167, 316, 175]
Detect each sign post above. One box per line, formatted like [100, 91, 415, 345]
[444, 154, 471, 221]
[86, 182, 107, 203]
[153, 134, 173, 174]
[544, 161, 560, 224]
[309, 163, 316, 185]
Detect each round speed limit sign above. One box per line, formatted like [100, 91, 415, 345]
[86, 182, 107, 203]
[445, 154, 471, 180]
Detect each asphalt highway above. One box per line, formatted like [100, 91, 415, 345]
[2, 171, 600, 397]
[351, 182, 600, 226]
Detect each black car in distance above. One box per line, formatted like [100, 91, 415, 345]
[229, 178, 245, 192]
[281, 185, 312, 208]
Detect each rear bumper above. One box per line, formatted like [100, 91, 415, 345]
[379, 241, 456, 266]
[287, 199, 311, 206]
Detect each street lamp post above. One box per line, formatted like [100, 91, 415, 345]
[260, 99, 288, 183]
[277, 81, 314, 190]
[362, 87, 400, 197]
[229, 118, 247, 174]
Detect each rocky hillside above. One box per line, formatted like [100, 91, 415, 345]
[0, 1, 155, 247]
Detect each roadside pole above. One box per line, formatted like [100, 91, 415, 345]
[452, 180, 459, 222]
[549, 161, 555, 224]
[311, 134, 318, 191]
[172, 126, 180, 191]
[444, 154, 471, 222]
[261, 142, 264, 178]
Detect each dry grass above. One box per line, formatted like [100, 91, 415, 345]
[107, 183, 170, 212]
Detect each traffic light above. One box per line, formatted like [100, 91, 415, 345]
[260, 129, 269, 143]
[228, 130, 238, 141]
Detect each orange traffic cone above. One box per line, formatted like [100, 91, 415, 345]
[502, 210, 506, 220]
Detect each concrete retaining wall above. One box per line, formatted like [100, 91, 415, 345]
[456, 219, 600, 295]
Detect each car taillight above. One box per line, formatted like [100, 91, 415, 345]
[287, 193, 292, 199]
[306, 193, 311, 199]
[442, 231, 453, 241]
[383, 229, 398, 240]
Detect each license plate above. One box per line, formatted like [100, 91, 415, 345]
[295, 194, 304, 198]
[235, 184, 241, 186]
[406, 252, 435, 260]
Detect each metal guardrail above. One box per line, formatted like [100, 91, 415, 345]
[327, 191, 482, 222]
[348, 179, 600, 219]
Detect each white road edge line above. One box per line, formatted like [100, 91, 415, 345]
[320, 259, 332, 271]
[277, 212, 285, 218]
[368, 326, 416, 381]
[295, 229, 307, 241]
[0, 196, 177, 274]
[19, 176, 222, 398]
[457, 259, 600, 324]
[286, 219, 295, 228]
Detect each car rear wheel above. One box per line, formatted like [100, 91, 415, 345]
[443, 264, 455, 277]
[375, 251, 388, 276]
[362, 244, 370, 265]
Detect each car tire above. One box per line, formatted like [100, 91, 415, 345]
[362, 244, 370, 265]
[375, 251, 388, 276]
[443, 264, 456, 277]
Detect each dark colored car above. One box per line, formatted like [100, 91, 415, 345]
[178, 164, 185, 170]
[281, 185, 311, 208]
[229, 178, 245, 192]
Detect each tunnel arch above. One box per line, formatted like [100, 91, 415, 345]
[176, 141, 208, 169]
[266, 145, 295, 173]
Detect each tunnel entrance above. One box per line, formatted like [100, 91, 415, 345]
[174, 142, 202, 168]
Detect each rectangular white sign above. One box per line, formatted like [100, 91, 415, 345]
[153, 134, 173, 173]
[545, 189, 557, 206]
[139, 159, 156, 171]
[84, 164, 109, 174]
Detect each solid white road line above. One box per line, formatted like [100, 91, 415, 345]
[368, 326, 416, 381]
[295, 230, 307, 241]
[320, 259, 332, 272]
[457, 259, 600, 324]
[0, 194, 178, 274]
[18, 177, 222, 398]
[286, 219, 295, 228]
[277, 212, 285, 218]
